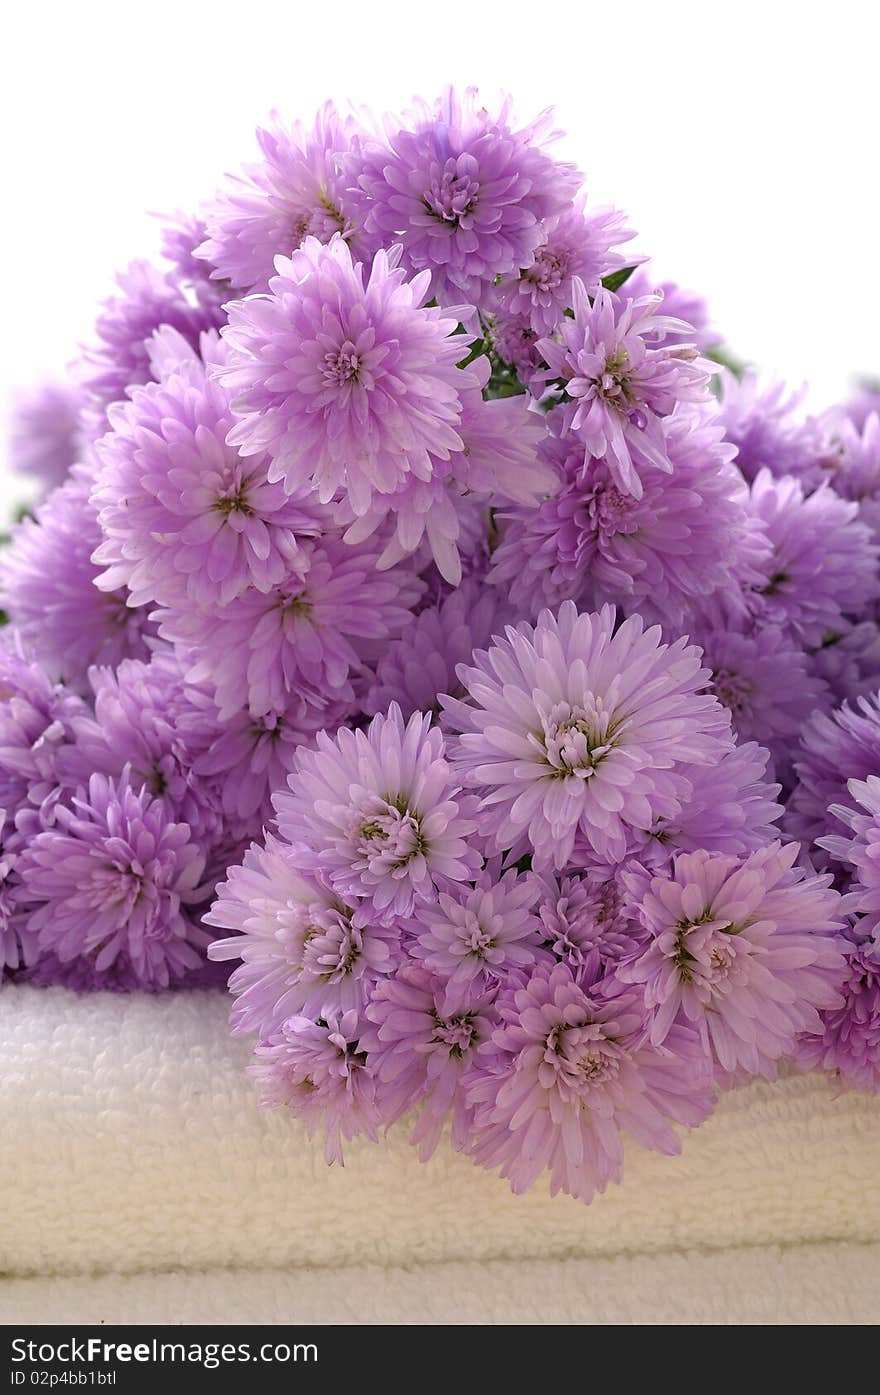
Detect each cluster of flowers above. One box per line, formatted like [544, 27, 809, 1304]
[4, 89, 880, 1202]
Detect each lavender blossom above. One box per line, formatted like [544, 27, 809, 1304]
[18, 770, 210, 988]
[466, 962, 715, 1202]
[539, 284, 715, 497]
[1, 478, 156, 690]
[252, 1010, 381, 1164]
[206, 833, 399, 1034]
[348, 88, 581, 303]
[198, 103, 358, 293]
[442, 602, 732, 866]
[619, 843, 845, 1076]
[274, 704, 481, 922]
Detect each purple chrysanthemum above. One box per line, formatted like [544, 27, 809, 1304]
[538, 284, 715, 497]
[0, 634, 86, 834]
[61, 653, 224, 845]
[205, 833, 399, 1034]
[410, 863, 544, 992]
[0, 812, 32, 976]
[627, 742, 783, 866]
[531, 868, 643, 985]
[621, 271, 720, 353]
[274, 704, 481, 922]
[796, 923, 880, 1091]
[8, 381, 82, 494]
[808, 621, 880, 708]
[487, 310, 543, 377]
[843, 384, 880, 433]
[158, 211, 224, 304]
[198, 103, 358, 293]
[442, 602, 732, 866]
[191, 692, 350, 829]
[717, 369, 835, 485]
[362, 964, 498, 1160]
[821, 775, 880, 927]
[466, 961, 715, 1201]
[697, 624, 829, 754]
[823, 412, 880, 541]
[1, 478, 157, 690]
[363, 580, 507, 720]
[786, 695, 880, 872]
[494, 197, 639, 334]
[157, 537, 419, 720]
[92, 332, 326, 608]
[219, 236, 478, 518]
[347, 88, 581, 303]
[337, 354, 552, 584]
[17, 770, 210, 988]
[252, 1010, 381, 1164]
[77, 260, 219, 430]
[746, 469, 880, 646]
[490, 404, 765, 627]
[619, 843, 845, 1076]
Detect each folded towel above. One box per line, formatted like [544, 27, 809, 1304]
[2, 984, 879, 1316]
[3, 1244, 879, 1325]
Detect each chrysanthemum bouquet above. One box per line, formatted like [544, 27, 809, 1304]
[4, 88, 880, 1203]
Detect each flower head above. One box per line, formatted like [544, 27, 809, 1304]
[466, 961, 715, 1201]
[824, 411, 880, 542]
[786, 695, 880, 872]
[629, 742, 783, 866]
[198, 104, 358, 293]
[539, 284, 715, 497]
[697, 624, 829, 752]
[77, 260, 219, 429]
[0, 812, 32, 976]
[61, 653, 223, 844]
[442, 601, 732, 866]
[252, 1010, 380, 1164]
[494, 197, 638, 334]
[363, 579, 507, 721]
[219, 236, 479, 518]
[92, 332, 327, 609]
[8, 381, 82, 494]
[619, 843, 845, 1075]
[17, 770, 210, 988]
[191, 692, 350, 829]
[796, 924, 880, 1091]
[348, 88, 580, 303]
[157, 537, 419, 719]
[0, 634, 86, 832]
[206, 833, 400, 1034]
[718, 370, 835, 485]
[821, 774, 880, 926]
[274, 704, 481, 921]
[621, 271, 719, 353]
[532, 867, 643, 985]
[336, 354, 552, 584]
[746, 469, 880, 645]
[490, 404, 764, 628]
[362, 964, 497, 1159]
[410, 863, 543, 992]
[1, 478, 156, 690]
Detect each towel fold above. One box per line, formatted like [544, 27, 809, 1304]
[2, 984, 879, 1306]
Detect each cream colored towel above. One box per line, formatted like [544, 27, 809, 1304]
[1, 984, 879, 1321]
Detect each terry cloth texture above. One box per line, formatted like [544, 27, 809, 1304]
[3, 1245, 880, 1325]
[1, 985, 878, 1322]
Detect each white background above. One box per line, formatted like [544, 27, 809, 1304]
[2, 0, 877, 515]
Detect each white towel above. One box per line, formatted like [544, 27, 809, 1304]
[2, 984, 879, 1321]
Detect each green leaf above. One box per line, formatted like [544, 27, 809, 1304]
[601, 265, 638, 294]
